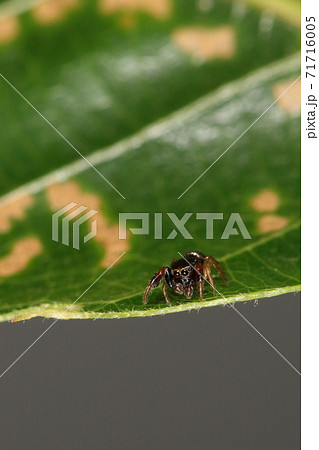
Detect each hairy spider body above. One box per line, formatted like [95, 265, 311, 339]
[143, 251, 228, 305]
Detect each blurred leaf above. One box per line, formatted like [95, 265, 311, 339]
[0, 0, 300, 321]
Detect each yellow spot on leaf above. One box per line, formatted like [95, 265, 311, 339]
[250, 189, 280, 212]
[0, 195, 34, 233]
[0, 16, 20, 44]
[32, 0, 79, 24]
[273, 78, 301, 115]
[172, 26, 236, 61]
[258, 215, 289, 233]
[99, 0, 172, 19]
[0, 237, 42, 277]
[46, 182, 129, 267]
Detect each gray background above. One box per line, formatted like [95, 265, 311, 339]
[0, 292, 300, 450]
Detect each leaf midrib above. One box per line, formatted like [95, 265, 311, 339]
[0, 0, 51, 20]
[0, 52, 300, 207]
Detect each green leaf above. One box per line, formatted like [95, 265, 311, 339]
[0, 0, 300, 321]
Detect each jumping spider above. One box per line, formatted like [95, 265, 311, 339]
[143, 251, 228, 305]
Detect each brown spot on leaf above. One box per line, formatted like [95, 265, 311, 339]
[99, 0, 172, 19]
[258, 215, 289, 233]
[0, 195, 34, 233]
[273, 78, 301, 115]
[250, 189, 280, 212]
[0, 237, 42, 277]
[32, 0, 79, 24]
[172, 26, 236, 61]
[0, 16, 20, 44]
[46, 182, 128, 267]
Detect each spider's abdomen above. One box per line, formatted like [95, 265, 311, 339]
[172, 251, 206, 268]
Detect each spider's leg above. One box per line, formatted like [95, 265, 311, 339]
[205, 256, 228, 287]
[194, 263, 204, 301]
[143, 267, 169, 304]
[198, 278, 204, 301]
[203, 259, 216, 296]
[162, 282, 171, 306]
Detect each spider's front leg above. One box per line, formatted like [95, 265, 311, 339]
[143, 267, 170, 305]
[203, 256, 228, 296]
[161, 281, 171, 306]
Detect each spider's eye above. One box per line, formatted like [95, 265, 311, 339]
[181, 269, 188, 276]
[174, 270, 180, 277]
